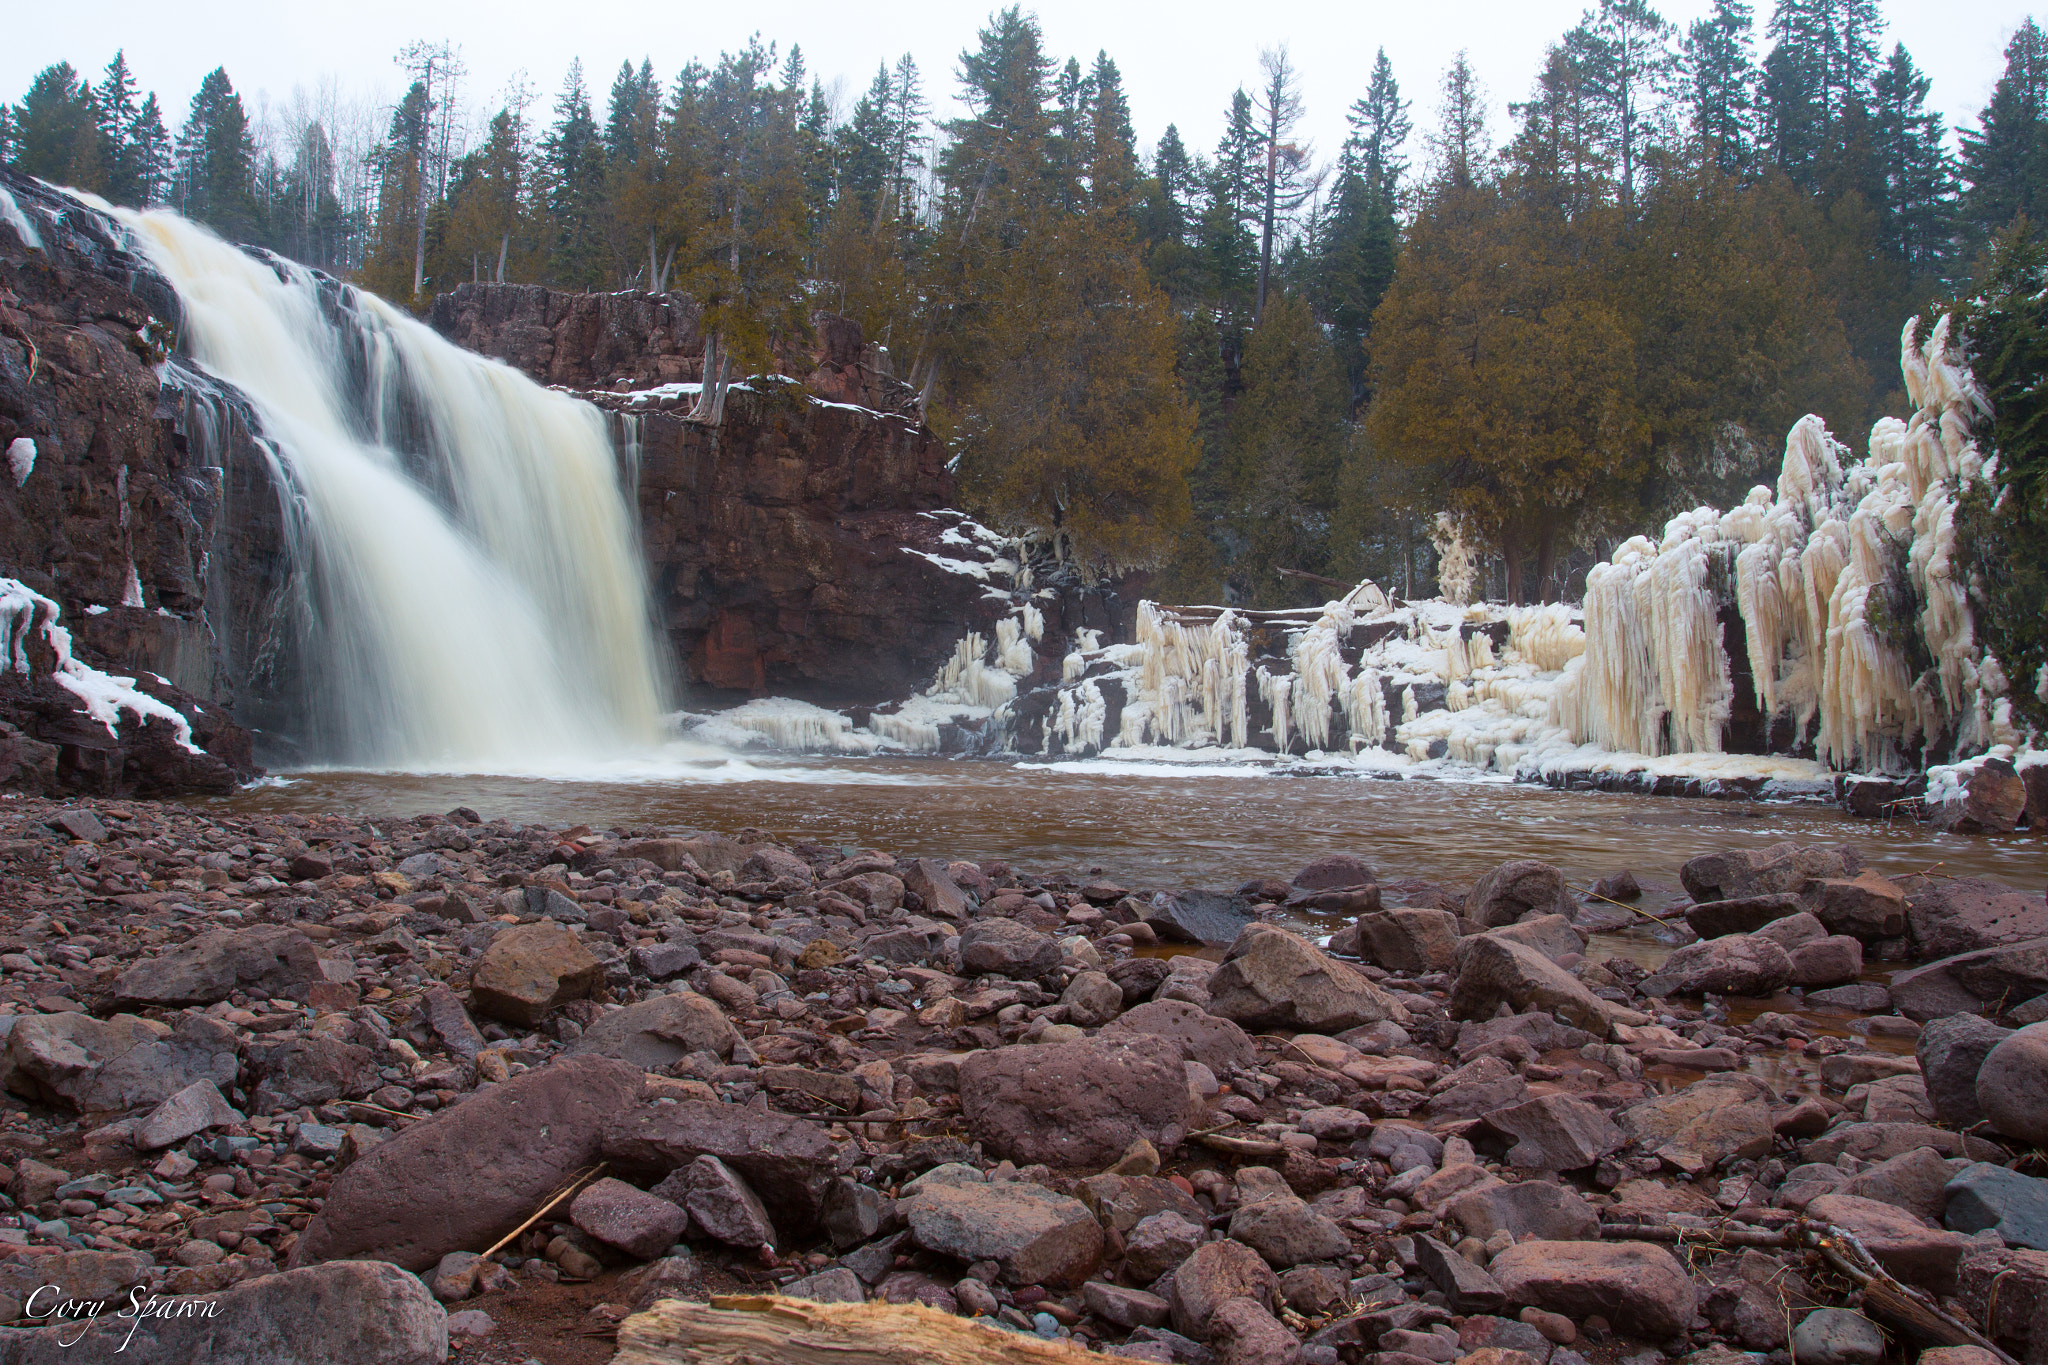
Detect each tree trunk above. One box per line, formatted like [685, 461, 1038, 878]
[614, 1295, 1097, 1365]
[495, 234, 507, 284]
[1536, 517, 1560, 603]
[1256, 142, 1277, 324]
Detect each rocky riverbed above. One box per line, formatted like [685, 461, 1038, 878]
[0, 795, 2038, 1365]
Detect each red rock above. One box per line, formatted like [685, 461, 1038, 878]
[1168, 1238, 1282, 1338]
[1489, 1239, 1697, 1337]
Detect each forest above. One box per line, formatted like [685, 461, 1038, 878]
[5, 2, 2044, 607]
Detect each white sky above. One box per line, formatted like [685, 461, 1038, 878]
[8, 0, 2037, 173]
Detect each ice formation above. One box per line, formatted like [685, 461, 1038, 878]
[0, 577, 201, 753]
[6, 439, 33, 487]
[0, 187, 41, 251]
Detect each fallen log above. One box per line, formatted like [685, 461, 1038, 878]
[611, 1294, 1096, 1364]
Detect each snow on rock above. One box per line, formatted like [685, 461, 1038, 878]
[683, 698, 883, 755]
[6, 438, 34, 487]
[0, 578, 202, 753]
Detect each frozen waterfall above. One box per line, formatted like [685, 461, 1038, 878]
[118, 208, 671, 770]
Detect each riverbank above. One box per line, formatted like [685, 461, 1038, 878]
[0, 793, 2039, 1365]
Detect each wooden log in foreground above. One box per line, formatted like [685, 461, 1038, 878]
[611, 1294, 1098, 1365]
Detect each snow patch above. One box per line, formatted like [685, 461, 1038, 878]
[0, 577, 201, 753]
[6, 439, 34, 487]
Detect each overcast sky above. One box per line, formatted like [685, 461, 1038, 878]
[8, 0, 2037, 173]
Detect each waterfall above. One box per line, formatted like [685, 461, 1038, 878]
[116, 208, 671, 771]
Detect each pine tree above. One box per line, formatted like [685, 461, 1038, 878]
[836, 66, 895, 223]
[1425, 53, 1490, 191]
[1682, 0, 1758, 174]
[1320, 49, 1409, 397]
[538, 61, 607, 289]
[94, 52, 144, 204]
[359, 80, 431, 299]
[1087, 52, 1138, 213]
[1251, 47, 1315, 322]
[1869, 44, 1952, 275]
[9, 62, 107, 192]
[1959, 19, 2048, 247]
[131, 93, 170, 206]
[1580, 0, 1678, 208]
[174, 68, 258, 241]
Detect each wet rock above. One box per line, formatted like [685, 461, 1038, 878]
[1229, 1193, 1351, 1268]
[1145, 889, 1260, 946]
[294, 1054, 643, 1271]
[601, 1098, 841, 1237]
[569, 991, 736, 1068]
[1931, 758, 2026, 834]
[1450, 936, 1631, 1035]
[1790, 1308, 1885, 1365]
[1903, 876, 2048, 959]
[1471, 916, 1585, 965]
[114, 924, 320, 1006]
[1805, 1193, 1966, 1292]
[1101, 998, 1258, 1073]
[247, 1035, 378, 1113]
[1206, 924, 1410, 1032]
[468, 920, 603, 1025]
[1063, 970, 1124, 1026]
[1109, 956, 1172, 1006]
[1293, 852, 1377, 891]
[1681, 843, 1852, 902]
[960, 1034, 1198, 1168]
[1168, 1238, 1282, 1337]
[1414, 1232, 1507, 1312]
[1977, 1022, 2048, 1147]
[0, 1259, 447, 1364]
[1888, 938, 2048, 1022]
[1808, 982, 1892, 1012]
[1945, 1164, 2048, 1250]
[667, 1154, 776, 1249]
[905, 1179, 1104, 1285]
[1640, 933, 1791, 997]
[1447, 1180, 1599, 1242]
[1803, 872, 1909, 941]
[6, 1009, 239, 1113]
[958, 918, 1060, 978]
[1347, 908, 1461, 973]
[1467, 861, 1576, 928]
[570, 1175, 689, 1258]
[1799, 1121, 1968, 1164]
[1916, 1014, 2012, 1128]
[1489, 1240, 1697, 1338]
[1788, 935, 1864, 986]
[1682, 893, 1805, 939]
[135, 1078, 243, 1149]
[900, 858, 970, 919]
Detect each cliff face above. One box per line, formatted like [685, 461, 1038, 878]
[426, 285, 987, 706]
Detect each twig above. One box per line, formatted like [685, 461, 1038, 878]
[479, 1163, 607, 1261]
[1568, 882, 1669, 926]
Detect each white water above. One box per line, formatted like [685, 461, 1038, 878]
[117, 209, 673, 771]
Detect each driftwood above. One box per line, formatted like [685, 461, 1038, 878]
[610, 1294, 1097, 1365]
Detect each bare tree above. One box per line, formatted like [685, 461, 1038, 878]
[1253, 46, 1322, 323]
[1425, 51, 1491, 190]
[395, 40, 467, 297]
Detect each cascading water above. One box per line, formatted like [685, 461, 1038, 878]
[115, 208, 672, 771]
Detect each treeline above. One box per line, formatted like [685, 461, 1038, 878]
[5, 4, 2047, 604]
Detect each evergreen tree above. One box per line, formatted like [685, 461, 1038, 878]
[538, 61, 607, 289]
[1251, 47, 1314, 321]
[131, 93, 170, 206]
[1580, 0, 1678, 208]
[1087, 52, 1138, 213]
[1959, 19, 2048, 248]
[1869, 44, 1951, 274]
[1682, 0, 1759, 174]
[9, 62, 107, 192]
[94, 52, 144, 204]
[174, 67, 258, 241]
[1321, 49, 1409, 398]
[1425, 53, 1490, 191]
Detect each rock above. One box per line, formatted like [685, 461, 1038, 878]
[569, 1175, 689, 1258]
[957, 918, 1060, 978]
[1109, 957, 1172, 1005]
[1467, 861, 1575, 927]
[668, 1154, 777, 1249]
[113, 925, 320, 1006]
[1640, 933, 1792, 997]
[1413, 1233, 1507, 1312]
[1350, 908, 1462, 973]
[1806, 1193, 1966, 1292]
[1489, 1240, 1697, 1338]
[0, 1259, 447, 1364]
[1917, 1350, 2004, 1365]
[1945, 1163, 2048, 1250]
[1450, 936, 1631, 1035]
[135, 1078, 243, 1149]
[1838, 1147, 1960, 1223]
[1978, 1022, 2048, 1146]
[1077, 1173, 1204, 1234]
[1916, 1014, 2013, 1128]
[601, 1098, 841, 1237]
[1229, 1194, 1351, 1267]
[632, 942, 700, 980]
[1209, 1297, 1305, 1365]
[1810, 982, 1892, 1012]
[1168, 1238, 1282, 1338]
[959, 1035, 1199, 1168]
[1957, 1245, 2048, 1365]
[1617, 1074, 1776, 1172]
[905, 1180, 1104, 1285]
[293, 1055, 643, 1271]
[1799, 1121, 1968, 1164]
[48, 808, 108, 843]
[1803, 872, 1910, 941]
[1085, 1281, 1174, 1329]
[246, 1035, 377, 1113]
[618, 1253, 705, 1310]
[783, 1267, 865, 1304]
[1790, 1309, 1886, 1365]
[1471, 916, 1586, 965]
[1756, 910, 1828, 950]
[1789, 936, 1864, 986]
[444, 1309, 495, 1338]
[1102, 998, 1259, 1073]
[419, 985, 485, 1060]
[900, 859, 970, 919]
[1063, 970, 1124, 1026]
[1903, 876, 2048, 959]
[1681, 843, 1852, 902]
[5, 1009, 239, 1113]
[1206, 924, 1410, 1032]
[468, 921, 603, 1025]
[1125, 1210, 1206, 1282]
[0, 1248, 150, 1305]
[568, 991, 736, 1068]
[1683, 893, 1805, 939]
[1294, 853, 1377, 891]
[1889, 939, 2048, 1022]
[1145, 889, 1260, 946]
[1931, 757, 2027, 833]
[1447, 1181, 1599, 1242]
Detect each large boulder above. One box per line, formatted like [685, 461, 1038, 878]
[1684, 893, 1805, 939]
[1205, 924, 1410, 1032]
[1168, 1238, 1281, 1338]
[1227, 1194, 1351, 1267]
[1477, 1093, 1626, 1171]
[904, 1180, 1105, 1285]
[1291, 853, 1377, 891]
[1802, 872, 1910, 941]
[4, 1010, 239, 1113]
[1489, 1240, 1697, 1338]
[568, 991, 737, 1068]
[1978, 1022, 2048, 1147]
[1945, 1164, 2048, 1251]
[1681, 843, 1853, 902]
[1806, 1193, 1967, 1292]
[0, 1260, 446, 1364]
[1144, 889, 1259, 946]
[1467, 860, 1575, 927]
[1902, 876, 2048, 959]
[959, 1035, 1199, 1169]
[1447, 1180, 1599, 1242]
[1344, 907, 1460, 973]
[246, 1035, 378, 1113]
[1930, 757, 2027, 834]
[113, 925, 321, 1007]
[601, 1099, 843, 1237]
[468, 921, 604, 1025]
[957, 918, 1060, 978]
[1916, 1014, 2013, 1129]
[1450, 935, 1634, 1035]
[1101, 998, 1258, 1073]
[1890, 939, 2048, 1021]
[1640, 933, 1793, 997]
[292, 1055, 643, 1271]
[1617, 1074, 1776, 1172]
[1473, 915, 1586, 964]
